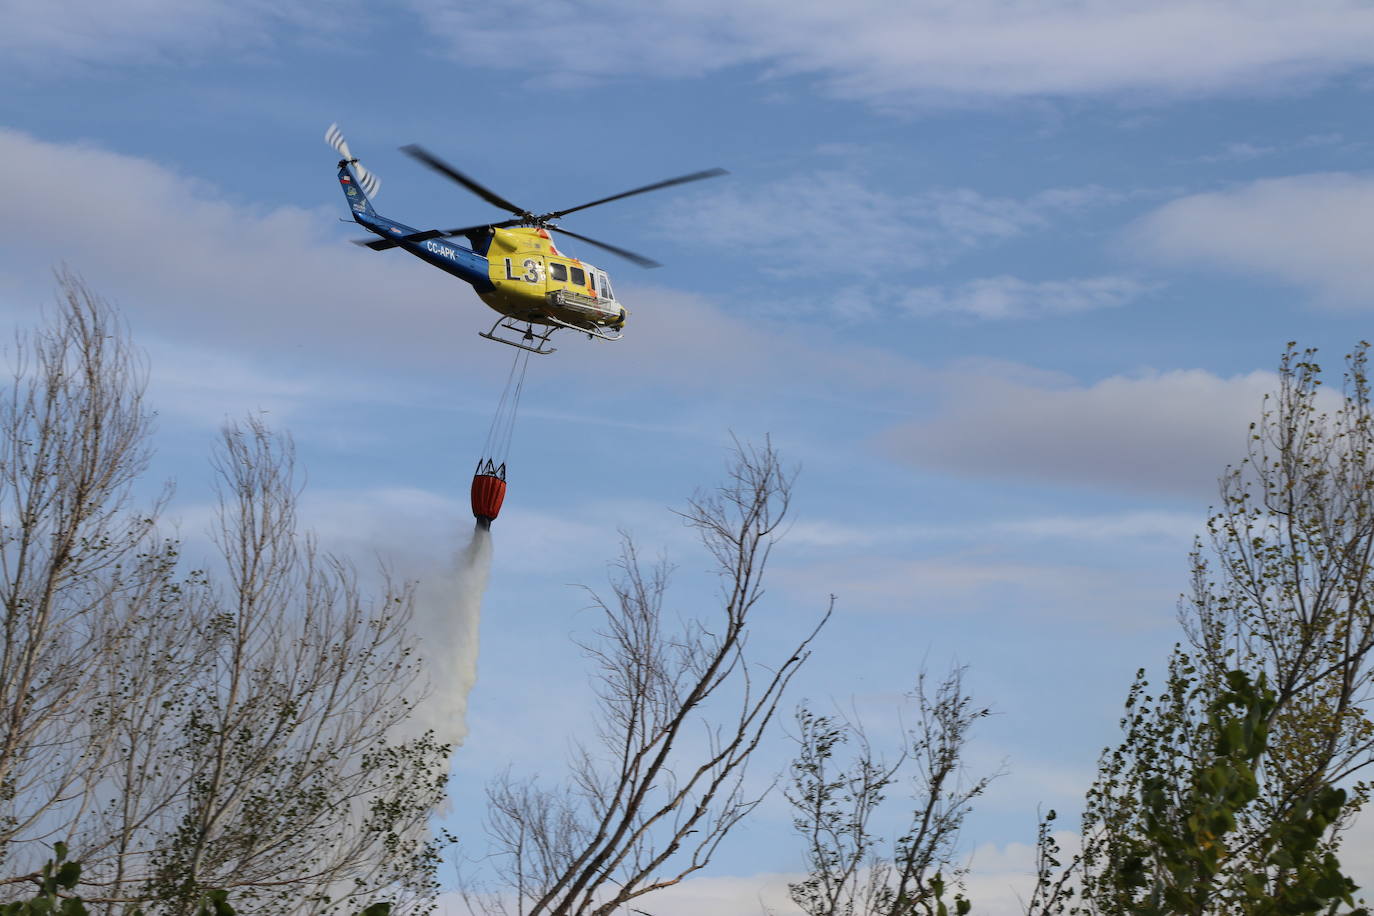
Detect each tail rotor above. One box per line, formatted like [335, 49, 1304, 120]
[325, 123, 381, 199]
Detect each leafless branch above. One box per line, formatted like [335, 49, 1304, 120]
[472, 439, 830, 916]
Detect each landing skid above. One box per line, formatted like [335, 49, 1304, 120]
[480, 317, 558, 355]
[541, 312, 624, 342]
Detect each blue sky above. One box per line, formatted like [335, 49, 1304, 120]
[6, 2, 1374, 911]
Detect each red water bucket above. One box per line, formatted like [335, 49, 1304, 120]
[471, 472, 507, 527]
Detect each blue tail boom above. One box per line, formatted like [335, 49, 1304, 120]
[338, 163, 377, 220]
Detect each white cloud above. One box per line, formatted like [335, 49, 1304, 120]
[10, 1, 1374, 108]
[0, 0, 354, 73]
[1128, 172, 1374, 306]
[141, 336, 412, 427]
[900, 275, 1150, 320]
[660, 174, 1117, 274]
[993, 511, 1200, 542]
[1197, 141, 1278, 163]
[782, 510, 1199, 552]
[551, 281, 926, 399]
[434, 839, 1072, 916]
[0, 127, 496, 373]
[436, 873, 801, 916]
[1339, 808, 1374, 898]
[412, 0, 1374, 105]
[779, 552, 1173, 622]
[883, 366, 1286, 497]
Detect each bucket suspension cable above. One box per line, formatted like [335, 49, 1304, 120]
[471, 349, 531, 528]
[479, 348, 531, 474]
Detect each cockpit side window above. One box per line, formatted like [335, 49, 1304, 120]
[599, 274, 614, 300]
[550, 262, 568, 282]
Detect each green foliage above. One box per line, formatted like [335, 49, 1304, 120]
[1063, 345, 1374, 916]
[922, 873, 969, 916]
[2, 847, 396, 916]
[1085, 666, 1366, 916]
[1025, 809, 1076, 916]
[188, 889, 236, 916]
[920, 873, 970, 916]
[0, 844, 87, 916]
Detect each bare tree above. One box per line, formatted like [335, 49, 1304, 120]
[786, 665, 997, 916]
[467, 441, 830, 916]
[123, 418, 451, 915]
[0, 269, 163, 863]
[0, 275, 452, 914]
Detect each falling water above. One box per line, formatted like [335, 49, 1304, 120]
[409, 523, 492, 749]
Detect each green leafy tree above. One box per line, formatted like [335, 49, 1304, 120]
[1073, 344, 1374, 915]
[1096, 668, 1364, 915]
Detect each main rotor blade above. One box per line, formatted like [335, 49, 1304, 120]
[438, 218, 525, 238]
[542, 167, 728, 220]
[548, 226, 661, 269]
[400, 144, 530, 217]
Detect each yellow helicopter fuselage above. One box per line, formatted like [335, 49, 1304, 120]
[477, 227, 627, 335]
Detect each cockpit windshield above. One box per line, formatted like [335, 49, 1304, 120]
[599, 273, 615, 300]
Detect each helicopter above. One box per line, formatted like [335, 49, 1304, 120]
[326, 124, 726, 355]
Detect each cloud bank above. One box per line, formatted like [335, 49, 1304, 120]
[901, 275, 1150, 320]
[663, 174, 1124, 274]
[11, 1, 1374, 107]
[413, 0, 1374, 105]
[0, 127, 482, 371]
[884, 367, 1284, 497]
[1129, 173, 1374, 307]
